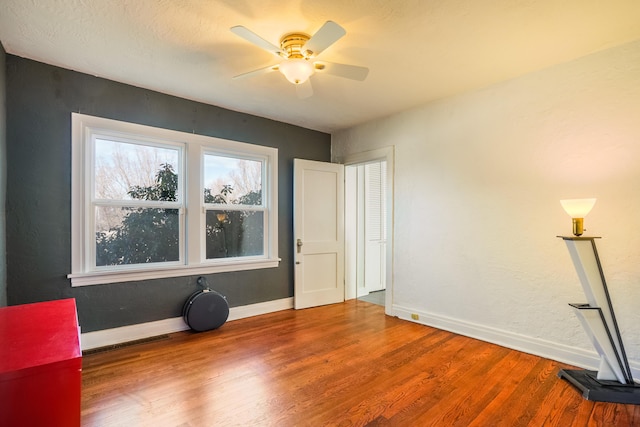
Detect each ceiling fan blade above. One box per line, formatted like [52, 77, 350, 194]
[295, 79, 313, 99]
[231, 26, 284, 57]
[233, 64, 279, 80]
[314, 61, 369, 81]
[302, 21, 346, 58]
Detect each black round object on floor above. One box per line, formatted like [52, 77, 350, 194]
[183, 289, 229, 332]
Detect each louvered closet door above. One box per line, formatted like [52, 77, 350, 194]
[364, 161, 386, 292]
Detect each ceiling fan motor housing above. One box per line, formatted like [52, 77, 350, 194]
[280, 33, 312, 59]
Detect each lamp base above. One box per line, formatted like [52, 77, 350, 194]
[558, 369, 640, 404]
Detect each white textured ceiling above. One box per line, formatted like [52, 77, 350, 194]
[2, 0, 640, 133]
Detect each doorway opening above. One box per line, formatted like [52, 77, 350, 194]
[344, 147, 393, 312]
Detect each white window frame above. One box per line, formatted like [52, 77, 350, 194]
[69, 113, 279, 286]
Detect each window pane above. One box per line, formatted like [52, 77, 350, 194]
[95, 139, 180, 201]
[95, 206, 180, 266]
[205, 210, 264, 259]
[203, 155, 262, 205]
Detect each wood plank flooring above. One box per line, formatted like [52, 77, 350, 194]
[81, 300, 640, 426]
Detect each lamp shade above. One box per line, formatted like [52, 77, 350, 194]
[279, 59, 314, 84]
[560, 198, 597, 218]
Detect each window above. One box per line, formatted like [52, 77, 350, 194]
[69, 114, 279, 286]
[203, 154, 264, 260]
[93, 138, 184, 268]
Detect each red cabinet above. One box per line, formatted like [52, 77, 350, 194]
[0, 298, 82, 426]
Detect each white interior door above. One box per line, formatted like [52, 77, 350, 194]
[294, 159, 344, 309]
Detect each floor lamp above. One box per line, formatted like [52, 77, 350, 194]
[557, 199, 640, 404]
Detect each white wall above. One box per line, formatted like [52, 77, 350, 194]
[333, 39, 640, 375]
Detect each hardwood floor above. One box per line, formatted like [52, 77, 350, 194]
[81, 300, 640, 426]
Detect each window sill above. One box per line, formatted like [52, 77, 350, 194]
[68, 258, 281, 287]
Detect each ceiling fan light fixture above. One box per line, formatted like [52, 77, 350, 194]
[279, 58, 314, 85]
[231, 21, 368, 95]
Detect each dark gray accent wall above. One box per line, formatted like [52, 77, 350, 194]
[6, 55, 330, 332]
[0, 43, 6, 307]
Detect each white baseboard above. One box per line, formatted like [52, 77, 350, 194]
[81, 297, 293, 351]
[390, 304, 640, 380]
[226, 297, 293, 322]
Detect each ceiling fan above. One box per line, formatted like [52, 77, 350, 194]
[230, 21, 369, 99]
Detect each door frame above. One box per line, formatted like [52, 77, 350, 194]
[343, 147, 394, 315]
